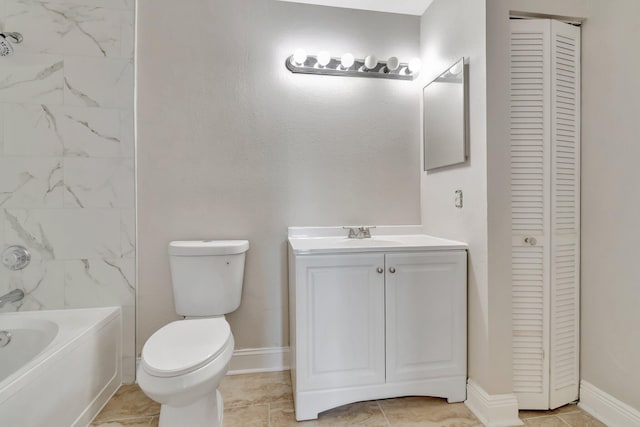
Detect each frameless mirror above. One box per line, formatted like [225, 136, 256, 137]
[423, 58, 468, 171]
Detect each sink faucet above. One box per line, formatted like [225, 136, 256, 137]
[0, 289, 24, 308]
[343, 226, 376, 239]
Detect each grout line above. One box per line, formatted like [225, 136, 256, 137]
[267, 402, 271, 427]
[376, 400, 392, 427]
[557, 414, 573, 426]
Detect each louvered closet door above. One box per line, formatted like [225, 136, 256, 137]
[549, 20, 580, 409]
[510, 18, 581, 410]
[510, 19, 551, 410]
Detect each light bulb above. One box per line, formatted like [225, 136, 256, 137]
[292, 49, 307, 66]
[363, 54, 378, 70]
[317, 51, 331, 67]
[408, 57, 422, 74]
[386, 56, 400, 72]
[340, 53, 355, 69]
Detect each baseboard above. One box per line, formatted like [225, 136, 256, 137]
[579, 380, 640, 427]
[465, 379, 523, 427]
[227, 346, 290, 375]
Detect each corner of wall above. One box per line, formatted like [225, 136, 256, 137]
[465, 379, 523, 427]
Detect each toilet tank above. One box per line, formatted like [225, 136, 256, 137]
[168, 240, 250, 317]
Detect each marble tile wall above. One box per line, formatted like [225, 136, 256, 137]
[0, 0, 135, 382]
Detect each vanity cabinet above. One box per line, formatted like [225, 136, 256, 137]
[288, 248, 467, 421]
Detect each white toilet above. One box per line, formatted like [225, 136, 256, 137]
[137, 240, 250, 427]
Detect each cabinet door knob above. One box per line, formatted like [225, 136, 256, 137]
[524, 237, 537, 246]
[376, 267, 383, 274]
[389, 267, 396, 274]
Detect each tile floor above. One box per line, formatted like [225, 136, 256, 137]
[90, 371, 606, 426]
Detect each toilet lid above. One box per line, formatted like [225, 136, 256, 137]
[142, 318, 231, 377]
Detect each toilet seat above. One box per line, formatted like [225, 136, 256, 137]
[142, 318, 231, 378]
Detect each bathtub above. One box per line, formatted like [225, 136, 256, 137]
[0, 307, 122, 427]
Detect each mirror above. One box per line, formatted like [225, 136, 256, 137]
[423, 58, 468, 171]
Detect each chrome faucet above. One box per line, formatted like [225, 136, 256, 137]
[343, 226, 376, 239]
[0, 289, 24, 308]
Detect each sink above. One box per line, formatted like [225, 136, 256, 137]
[339, 238, 405, 246]
[288, 229, 467, 255]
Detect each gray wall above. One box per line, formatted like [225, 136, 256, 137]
[136, 0, 421, 353]
[581, 0, 640, 411]
[419, 0, 493, 392]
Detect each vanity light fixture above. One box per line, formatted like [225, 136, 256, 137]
[317, 50, 331, 67]
[385, 56, 400, 73]
[292, 48, 307, 66]
[362, 54, 378, 71]
[340, 53, 355, 69]
[286, 49, 420, 81]
[407, 57, 422, 75]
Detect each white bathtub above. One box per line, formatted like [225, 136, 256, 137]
[0, 307, 122, 427]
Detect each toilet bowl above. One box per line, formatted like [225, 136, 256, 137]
[138, 317, 234, 427]
[137, 240, 249, 427]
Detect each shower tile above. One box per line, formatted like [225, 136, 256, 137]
[120, 10, 135, 60]
[3, 208, 59, 261]
[58, 105, 126, 158]
[63, 257, 134, 307]
[64, 56, 133, 109]
[119, 109, 134, 157]
[43, 0, 134, 10]
[0, 54, 63, 104]
[120, 209, 135, 259]
[60, 5, 122, 58]
[3, 104, 65, 156]
[0, 258, 65, 312]
[3, 208, 121, 260]
[63, 157, 134, 208]
[0, 157, 63, 208]
[4, 0, 124, 58]
[3, 0, 65, 55]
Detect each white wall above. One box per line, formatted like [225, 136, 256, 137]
[0, 0, 136, 381]
[581, 0, 640, 411]
[136, 0, 421, 353]
[419, 0, 492, 391]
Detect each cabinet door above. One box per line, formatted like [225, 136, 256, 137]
[385, 251, 467, 383]
[296, 253, 385, 391]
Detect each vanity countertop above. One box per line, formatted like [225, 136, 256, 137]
[288, 226, 467, 255]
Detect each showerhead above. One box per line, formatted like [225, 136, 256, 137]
[0, 32, 23, 57]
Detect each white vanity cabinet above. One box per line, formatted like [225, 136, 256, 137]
[288, 230, 467, 421]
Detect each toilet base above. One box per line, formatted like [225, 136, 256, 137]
[158, 389, 223, 427]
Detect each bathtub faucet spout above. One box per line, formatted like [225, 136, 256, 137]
[0, 289, 24, 308]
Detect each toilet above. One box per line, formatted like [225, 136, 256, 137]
[137, 240, 249, 427]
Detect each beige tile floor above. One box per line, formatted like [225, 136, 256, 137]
[90, 371, 606, 427]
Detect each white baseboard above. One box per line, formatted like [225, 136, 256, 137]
[579, 380, 640, 427]
[227, 346, 290, 375]
[465, 379, 523, 427]
[134, 346, 290, 380]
